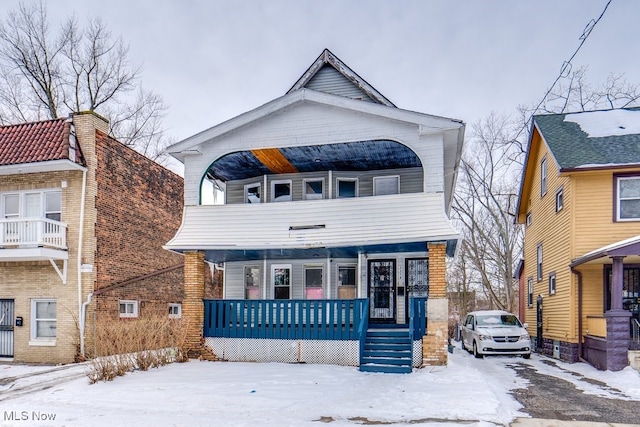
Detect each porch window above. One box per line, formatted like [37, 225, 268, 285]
[168, 303, 182, 318]
[272, 264, 291, 299]
[119, 300, 138, 318]
[373, 176, 400, 196]
[540, 157, 547, 197]
[548, 272, 556, 295]
[303, 178, 324, 200]
[337, 265, 357, 299]
[304, 265, 324, 299]
[336, 178, 358, 198]
[527, 277, 533, 307]
[271, 180, 292, 202]
[30, 299, 56, 342]
[616, 176, 640, 221]
[244, 265, 262, 300]
[536, 244, 543, 282]
[244, 183, 261, 204]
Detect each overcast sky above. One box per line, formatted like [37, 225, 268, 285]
[1, 0, 638, 145]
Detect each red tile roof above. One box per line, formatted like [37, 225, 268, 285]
[0, 118, 84, 166]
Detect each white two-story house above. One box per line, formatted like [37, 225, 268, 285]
[165, 49, 465, 372]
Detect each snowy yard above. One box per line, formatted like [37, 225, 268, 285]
[1, 348, 639, 427]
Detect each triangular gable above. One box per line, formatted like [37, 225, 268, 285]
[287, 49, 395, 107]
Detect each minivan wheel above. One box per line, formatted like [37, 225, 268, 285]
[473, 341, 483, 358]
[523, 353, 531, 359]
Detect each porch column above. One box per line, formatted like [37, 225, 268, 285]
[184, 251, 206, 358]
[605, 256, 631, 371]
[422, 242, 448, 366]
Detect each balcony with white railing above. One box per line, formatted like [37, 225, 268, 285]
[0, 218, 67, 255]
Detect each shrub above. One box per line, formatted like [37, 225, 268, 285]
[87, 315, 190, 383]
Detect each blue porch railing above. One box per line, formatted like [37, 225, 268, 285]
[409, 297, 427, 340]
[204, 299, 368, 340]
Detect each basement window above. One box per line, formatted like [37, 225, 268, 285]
[168, 303, 182, 318]
[119, 300, 138, 318]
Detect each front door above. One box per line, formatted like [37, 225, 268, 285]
[0, 299, 14, 358]
[368, 260, 395, 323]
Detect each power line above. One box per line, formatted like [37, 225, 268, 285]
[513, 0, 613, 143]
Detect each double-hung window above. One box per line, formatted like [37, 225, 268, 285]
[548, 272, 556, 295]
[616, 176, 640, 221]
[31, 299, 57, 345]
[536, 244, 543, 282]
[527, 278, 533, 307]
[540, 158, 547, 196]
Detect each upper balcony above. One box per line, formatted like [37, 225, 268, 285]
[0, 217, 68, 261]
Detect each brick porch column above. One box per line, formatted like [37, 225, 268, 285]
[422, 242, 448, 366]
[605, 256, 631, 371]
[183, 251, 205, 357]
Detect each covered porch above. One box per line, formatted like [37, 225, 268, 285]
[571, 235, 640, 371]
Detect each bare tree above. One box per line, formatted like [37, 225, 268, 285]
[0, 2, 171, 162]
[452, 113, 523, 313]
[452, 68, 640, 315]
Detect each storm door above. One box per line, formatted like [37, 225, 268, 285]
[368, 260, 395, 322]
[0, 299, 14, 358]
[405, 258, 429, 323]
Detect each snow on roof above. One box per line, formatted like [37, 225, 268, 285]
[563, 109, 640, 138]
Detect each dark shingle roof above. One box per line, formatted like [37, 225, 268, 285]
[534, 108, 640, 169]
[0, 118, 83, 166]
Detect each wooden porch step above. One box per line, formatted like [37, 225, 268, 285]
[359, 327, 413, 374]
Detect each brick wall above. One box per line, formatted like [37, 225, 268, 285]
[422, 242, 449, 366]
[92, 129, 185, 316]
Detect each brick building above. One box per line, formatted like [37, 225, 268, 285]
[0, 112, 216, 364]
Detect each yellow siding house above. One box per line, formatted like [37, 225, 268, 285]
[516, 108, 640, 371]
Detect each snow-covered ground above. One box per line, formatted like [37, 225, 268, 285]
[1, 347, 638, 427]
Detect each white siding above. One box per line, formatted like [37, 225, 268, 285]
[166, 193, 458, 251]
[182, 101, 446, 205]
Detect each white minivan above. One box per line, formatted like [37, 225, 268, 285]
[461, 310, 531, 359]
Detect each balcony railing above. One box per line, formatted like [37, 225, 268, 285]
[0, 218, 67, 249]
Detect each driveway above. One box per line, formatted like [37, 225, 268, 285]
[508, 357, 639, 424]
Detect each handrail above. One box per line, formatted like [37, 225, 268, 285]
[357, 299, 369, 364]
[632, 318, 640, 347]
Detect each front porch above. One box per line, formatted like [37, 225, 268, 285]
[203, 298, 427, 372]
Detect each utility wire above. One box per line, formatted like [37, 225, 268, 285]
[513, 0, 612, 143]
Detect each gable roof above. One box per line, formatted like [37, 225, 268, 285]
[533, 107, 640, 170]
[287, 48, 395, 107]
[516, 107, 640, 220]
[0, 118, 85, 167]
